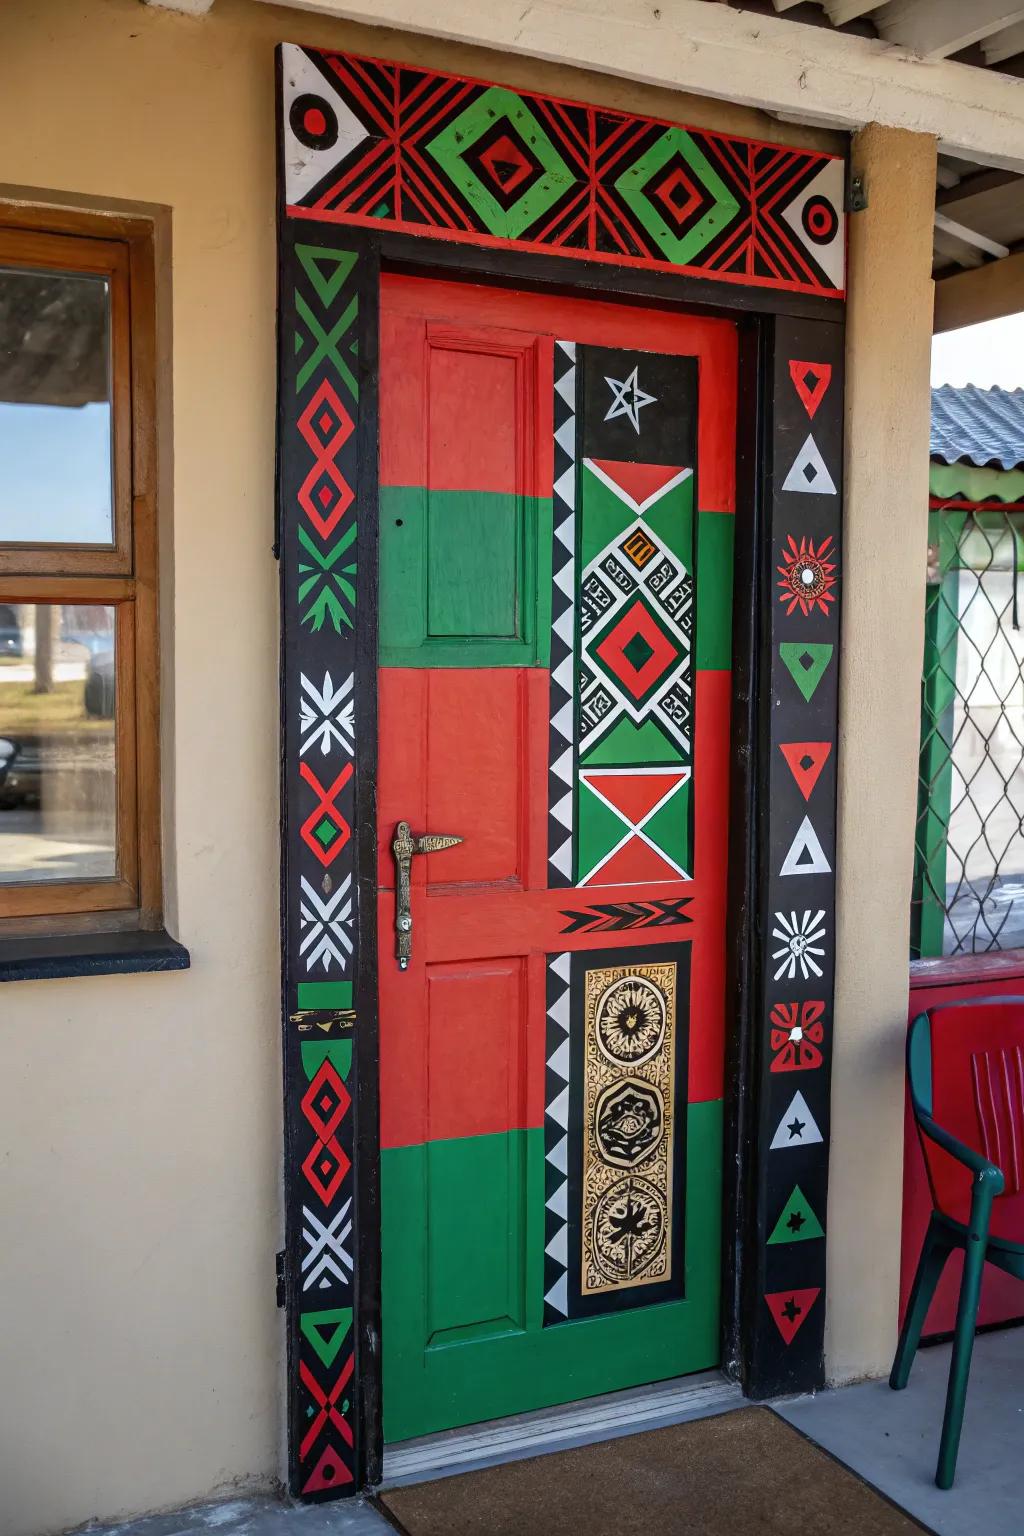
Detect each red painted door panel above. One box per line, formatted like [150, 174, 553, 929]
[378, 273, 737, 1441]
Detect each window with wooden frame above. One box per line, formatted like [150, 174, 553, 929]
[0, 213, 162, 935]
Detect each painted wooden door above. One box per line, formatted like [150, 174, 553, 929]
[378, 274, 736, 1443]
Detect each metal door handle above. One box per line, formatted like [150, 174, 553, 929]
[392, 820, 462, 970]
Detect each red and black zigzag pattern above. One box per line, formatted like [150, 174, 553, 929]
[280, 46, 845, 298]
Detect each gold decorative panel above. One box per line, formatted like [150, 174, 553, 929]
[581, 960, 677, 1295]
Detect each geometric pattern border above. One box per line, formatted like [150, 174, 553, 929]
[749, 317, 843, 1398]
[280, 44, 846, 298]
[549, 342, 578, 887]
[279, 217, 365, 1501]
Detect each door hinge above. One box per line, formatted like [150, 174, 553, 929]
[275, 1249, 286, 1308]
[846, 171, 867, 213]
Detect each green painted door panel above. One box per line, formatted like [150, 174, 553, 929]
[379, 486, 552, 667]
[381, 1101, 723, 1442]
[425, 1131, 530, 1347]
[696, 510, 735, 671]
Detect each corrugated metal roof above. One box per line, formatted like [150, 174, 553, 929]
[931, 384, 1024, 471]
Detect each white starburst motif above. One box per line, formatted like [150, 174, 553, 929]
[771, 908, 827, 982]
[300, 670, 354, 757]
[604, 367, 657, 432]
[299, 874, 353, 972]
[301, 1200, 353, 1291]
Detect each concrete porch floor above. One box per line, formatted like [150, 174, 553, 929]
[78, 1329, 1024, 1536]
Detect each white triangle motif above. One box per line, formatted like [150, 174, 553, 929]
[770, 1090, 824, 1151]
[547, 1135, 568, 1175]
[780, 158, 845, 290]
[782, 434, 837, 496]
[780, 815, 831, 877]
[546, 1037, 570, 1085]
[281, 44, 371, 204]
[546, 1181, 568, 1220]
[544, 1272, 569, 1316]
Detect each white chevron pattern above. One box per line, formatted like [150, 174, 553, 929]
[544, 951, 572, 1318]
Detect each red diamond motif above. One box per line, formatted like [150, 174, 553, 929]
[594, 598, 682, 702]
[297, 380, 355, 539]
[653, 164, 703, 228]
[478, 133, 534, 196]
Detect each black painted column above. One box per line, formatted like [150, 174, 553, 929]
[745, 316, 844, 1397]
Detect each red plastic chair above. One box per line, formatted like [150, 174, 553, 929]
[891, 997, 1024, 1487]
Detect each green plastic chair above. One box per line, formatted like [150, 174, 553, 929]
[891, 998, 1024, 1488]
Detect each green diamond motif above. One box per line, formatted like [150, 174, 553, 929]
[614, 128, 740, 266]
[426, 86, 576, 240]
[314, 815, 340, 848]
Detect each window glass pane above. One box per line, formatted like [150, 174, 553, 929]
[0, 604, 116, 884]
[0, 267, 114, 545]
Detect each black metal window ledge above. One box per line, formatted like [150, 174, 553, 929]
[0, 928, 189, 983]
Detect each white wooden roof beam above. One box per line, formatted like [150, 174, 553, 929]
[933, 211, 1010, 260]
[875, 0, 1024, 60]
[254, 0, 1024, 170]
[823, 0, 888, 27]
[983, 19, 1024, 65]
[141, 0, 216, 11]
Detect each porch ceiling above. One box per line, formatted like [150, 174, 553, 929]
[743, 0, 1024, 279]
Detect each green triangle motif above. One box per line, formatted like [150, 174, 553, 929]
[642, 480, 694, 565]
[582, 715, 683, 768]
[300, 1307, 353, 1369]
[640, 781, 691, 873]
[780, 642, 834, 703]
[295, 245, 358, 308]
[580, 465, 635, 568]
[577, 778, 627, 883]
[768, 1185, 824, 1245]
[301, 1040, 353, 1083]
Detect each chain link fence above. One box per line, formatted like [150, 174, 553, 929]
[912, 505, 1024, 958]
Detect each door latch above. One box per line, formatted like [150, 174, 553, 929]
[392, 820, 462, 970]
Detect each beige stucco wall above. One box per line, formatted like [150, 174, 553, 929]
[827, 123, 938, 1384]
[0, 1, 933, 1531]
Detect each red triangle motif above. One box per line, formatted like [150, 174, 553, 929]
[788, 360, 832, 420]
[779, 742, 831, 802]
[583, 769, 687, 826]
[590, 835, 681, 886]
[765, 1287, 821, 1345]
[301, 1443, 354, 1494]
[589, 459, 687, 508]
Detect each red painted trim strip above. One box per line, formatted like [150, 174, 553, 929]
[287, 206, 845, 300]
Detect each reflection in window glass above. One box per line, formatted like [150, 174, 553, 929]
[0, 604, 116, 883]
[0, 267, 113, 545]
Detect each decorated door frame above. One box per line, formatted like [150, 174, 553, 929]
[275, 42, 846, 1500]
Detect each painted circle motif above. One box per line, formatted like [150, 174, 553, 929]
[592, 1175, 666, 1283]
[594, 974, 667, 1066]
[290, 92, 339, 152]
[784, 553, 828, 603]
[801, 196, 838, 246]
[595, 1079, 665, 1168]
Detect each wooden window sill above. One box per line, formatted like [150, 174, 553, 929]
[0, 928, 189, 983]
[909, 950, 1024, 991]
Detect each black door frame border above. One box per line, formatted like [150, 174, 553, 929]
[278, 213, 845, 1497]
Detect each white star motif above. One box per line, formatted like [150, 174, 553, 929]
[604, 367, 657, 433]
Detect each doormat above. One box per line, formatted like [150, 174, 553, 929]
[377, 1407, 932, 1536]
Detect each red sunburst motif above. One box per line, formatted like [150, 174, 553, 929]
[777, 534, 837, 617]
